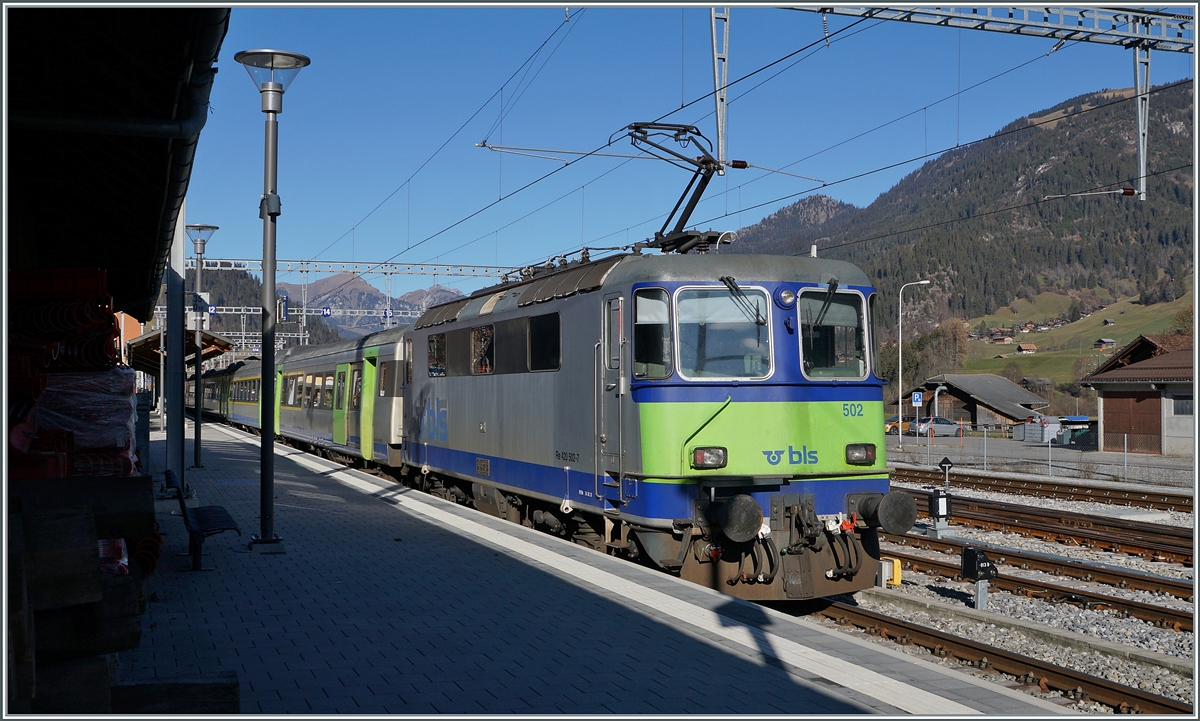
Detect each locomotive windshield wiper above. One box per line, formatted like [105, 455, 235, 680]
[719, 276, 766, 326]
[812, 278, 839, 328]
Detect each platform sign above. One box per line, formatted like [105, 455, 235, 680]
[383, 308, 393, 318]
[911, 391, 923, 407]
[321, 307, 332, 317]
[208, 305, 216, 315]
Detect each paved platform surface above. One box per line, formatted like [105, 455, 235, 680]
[124, 421, 1067, 714]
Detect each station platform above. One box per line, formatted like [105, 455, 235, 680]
[124, 421, 1067, 714]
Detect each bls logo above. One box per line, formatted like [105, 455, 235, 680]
[762, 445, 818, 466]
[421, 397, 448, 442]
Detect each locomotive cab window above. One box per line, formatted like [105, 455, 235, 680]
[798, 288, 867, 379]
[676, 287, 770, 379]
[605, 299, 622, 370]
[867, 293, 880, 378]
[633, 289, 672, 379]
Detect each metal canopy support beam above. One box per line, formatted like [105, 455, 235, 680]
[800, 7, 1193, 53]
[183, 258, 513, 277]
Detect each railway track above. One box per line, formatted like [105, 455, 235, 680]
[902, 487, 1194, 566]
[877, 535, 1192, 632]
[891, 466, 1193, 512]
[881, 532, 1195, 601]
[811, 601, 1193, 715]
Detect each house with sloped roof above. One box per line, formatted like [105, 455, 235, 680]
[1093, 338, 1116, 350]
[904, 374, 1050, 430]
[1082, 340, 1193, 456]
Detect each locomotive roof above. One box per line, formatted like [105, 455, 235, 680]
[413, 252, 872, 330]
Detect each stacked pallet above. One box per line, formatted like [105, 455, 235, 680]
[7, 268, 156, 712]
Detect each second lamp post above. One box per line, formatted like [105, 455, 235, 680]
[186, 223, 218, 468]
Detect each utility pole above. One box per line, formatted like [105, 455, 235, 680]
[711, 7, 730, 171]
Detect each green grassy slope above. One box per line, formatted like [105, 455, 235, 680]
[962, 291, 1192, 385]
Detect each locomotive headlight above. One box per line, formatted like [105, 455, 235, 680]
[773, 287, 796, 309]
[691, 446, 728, 469]
[845, 443, 876, 465]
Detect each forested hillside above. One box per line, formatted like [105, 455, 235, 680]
[731, 81, 1194, 340]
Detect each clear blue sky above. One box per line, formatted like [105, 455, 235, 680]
[184, 5, 1195, 300]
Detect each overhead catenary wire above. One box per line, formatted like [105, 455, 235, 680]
[545, 77, 1193, 270]
[689, 77, 1195, 236]
[306, 15, 875, 308]
[526, 23, 1102, 266]
[303, 8, 586, 266]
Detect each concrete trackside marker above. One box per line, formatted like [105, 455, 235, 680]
[329, 472, 980, 716]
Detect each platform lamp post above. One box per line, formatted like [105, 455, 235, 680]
[185, 224, 218, 469]
[235, 48, 310, 552]
[897, 280, 930, 452]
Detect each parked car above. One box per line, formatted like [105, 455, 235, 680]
[885, 415, 917, 435]
[906, 416, 964, 437]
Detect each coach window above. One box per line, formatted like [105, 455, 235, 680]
[378, 362, 388, 396]
[304, 374, 314, 407]
[633, 289, 672, 379]
[284, 375, 297, 407]
[323, 375, 334, 409]
[798, 288, 867, 379]
[677, 287, 770, 379]
[312, 374, 324, 408]
[428, 334, 447, 377]
[529, 313, 560, 371]
[471, 325, 494, 375]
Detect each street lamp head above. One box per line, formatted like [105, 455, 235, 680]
[185, 224, 219, 255]
[917, 280, 930, 285]
[234, 49, 310, 113]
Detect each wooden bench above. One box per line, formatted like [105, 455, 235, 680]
[164, 470, 240, 571]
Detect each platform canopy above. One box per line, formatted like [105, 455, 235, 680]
[127, 328, 233, 379]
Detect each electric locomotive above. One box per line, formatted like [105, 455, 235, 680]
[402, 249, 915, 601]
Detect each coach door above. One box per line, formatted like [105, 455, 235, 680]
[333, 364, 350, 446]
[345, 362, 364, 451]
[596, 294, 625, 506]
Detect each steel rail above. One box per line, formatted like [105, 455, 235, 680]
[878, 545, 1192, 632]
[813, 602, 1193, 715]
[881, 532, 1195, 601]
[891, 466, 1193, 512]
[903, 488, 1193, 566]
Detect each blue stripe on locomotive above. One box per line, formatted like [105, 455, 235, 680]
[411, 443, 887, 521]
